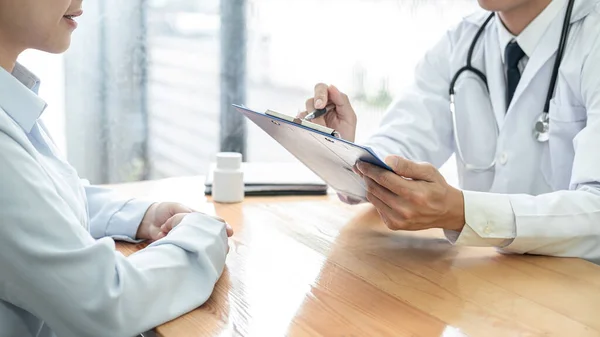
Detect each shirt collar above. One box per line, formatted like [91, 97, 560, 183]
[0, 63, 47, 132]
[496, 0, 567, 64]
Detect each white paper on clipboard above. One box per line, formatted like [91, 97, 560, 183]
[234, 104, 392, 200]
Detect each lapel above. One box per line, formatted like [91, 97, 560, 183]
[506, 0, 598, 113]
[483, 22, 507, 130]
[506, 16, 563, 114]
[462, 0, 598, 128]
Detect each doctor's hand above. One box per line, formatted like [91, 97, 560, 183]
[356, 156, 465, 232]
[137, 202, 234, 242]
[297, 83, 357, 142]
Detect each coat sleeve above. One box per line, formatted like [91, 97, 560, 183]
[446, 25, 600, 264]
[0, 130, 228, 337]
[85, 184, 154, 242]
[363, 31, 455, 168]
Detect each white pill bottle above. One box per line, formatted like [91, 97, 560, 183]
[212, 152, 244, 203]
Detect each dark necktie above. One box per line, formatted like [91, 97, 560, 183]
[505, 41, 526, 108]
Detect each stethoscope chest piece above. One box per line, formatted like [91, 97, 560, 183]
[534, 113, 550, 142]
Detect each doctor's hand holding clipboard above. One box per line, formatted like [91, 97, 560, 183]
[298, 0, 600, 265]
[298, 84, 466, 233]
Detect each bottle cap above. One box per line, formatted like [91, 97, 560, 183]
[216, 152, 242, 170]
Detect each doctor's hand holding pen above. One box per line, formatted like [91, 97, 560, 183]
[297, 83, 358, 142]
[302, 83, 465, 233]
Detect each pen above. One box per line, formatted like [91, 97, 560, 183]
[304, 103, 335, 121]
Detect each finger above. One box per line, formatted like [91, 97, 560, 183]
[363, 176, 400, 209]
[297, 110, 309, 119]
[298, 100, 312, 119]
[352, 164, 363, 178]
[155, 231, 166, 240]
[366, 191, 404, 231]
[161, 214, 232, 237]
[160, 213, 187, 233]
[328, 85, 350, 108]
[310, 115, 327, 126]
[384, 156, 438, 182]
[165, 203, 194, 218]
[304, 97, 315, 114]
[314, 83, 329, 109]
[357, 161, 415, 195]
[300, 97, 328, 126]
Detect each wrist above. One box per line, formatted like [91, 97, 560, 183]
[137, 202, 158, 240]
[445, 188, 465, 232]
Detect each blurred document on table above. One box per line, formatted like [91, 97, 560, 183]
[205, 162, 328, 196]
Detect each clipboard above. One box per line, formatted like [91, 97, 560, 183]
[234, 104, 393, 201]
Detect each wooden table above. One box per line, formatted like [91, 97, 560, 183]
[113, 176, 600, 337]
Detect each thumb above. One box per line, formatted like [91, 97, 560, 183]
[160, 213, 187, 234]
[168, 203, 194, 216]
[384, 156, 437, 182]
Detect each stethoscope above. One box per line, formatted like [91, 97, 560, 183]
[449, 0, 575, 172]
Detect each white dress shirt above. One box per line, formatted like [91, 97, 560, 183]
[450, 0, 568, 247]
[0, 64, 228, 337]
[496, 0, 566, 77]
[359, 0, 600, 263]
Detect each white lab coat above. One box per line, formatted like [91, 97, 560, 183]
[364, 0, 600, 263]
[0, 64, 228, 337]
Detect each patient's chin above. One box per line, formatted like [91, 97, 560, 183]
[36, 37, 72, 55]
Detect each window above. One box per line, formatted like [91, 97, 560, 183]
[145, 0, 221, 179]
[62, 0, 477, 185]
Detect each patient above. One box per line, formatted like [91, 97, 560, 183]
[0, 0, 232, 336]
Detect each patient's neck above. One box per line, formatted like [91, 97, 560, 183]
[0, 33, 20, 73]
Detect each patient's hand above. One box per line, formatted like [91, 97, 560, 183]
[137, 202, 234, 241]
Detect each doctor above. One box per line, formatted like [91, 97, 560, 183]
[0, 0, 232, 336]
[301, 0, 600, 263]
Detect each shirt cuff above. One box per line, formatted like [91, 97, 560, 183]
[105, 198, 155, 243]
[444, 190, 516, 248]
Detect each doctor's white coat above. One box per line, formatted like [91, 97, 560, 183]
[364, 0, 600, 263]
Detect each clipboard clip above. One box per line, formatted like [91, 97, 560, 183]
[266, 110, 341, 139]
[292, 117, 341, 139]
